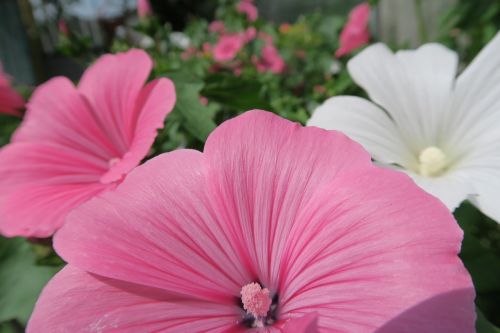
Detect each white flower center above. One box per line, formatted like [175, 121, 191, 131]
[418, 146, 447, 177]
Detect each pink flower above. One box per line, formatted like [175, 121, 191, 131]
[0, 49, 175, 237]
[336, 3, 371, 57]
[244, 27, 257, 42]
[28, 111, 474, 331]
[181, 46, 197, 60]
[279, 23, 292, 34]
[0, 64, 24, 116]
[213, 33, 245, 62]
[199, 96, 208, 105]
[254, 44, 286, 74]
[137, 0, 152, 18]
[208, 20, 225, 34]
[202, 42, 212, 54]
[237, 1, 258, 22]
[58, 20, 69, 36]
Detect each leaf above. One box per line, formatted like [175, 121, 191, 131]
[0, 237, 60, 324]
[477, 307, 500, 333]
[455, 203, 500, 293]
[201, 73, 272, 111]
[173, 82, 217, 142]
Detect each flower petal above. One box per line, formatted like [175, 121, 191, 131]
[446, 32, 500, 158]
[0, 143, 108, 237]
[407, 169, 474, 212]
[467, 168, 500, 223]
[203, 110, 372, 289]
[278, 167, 475, 332]
[308, 96, 414, 167]
[28, 266, 240, 333]
[77, 49, 153, 154]
[13, 77, 120, 161]
[348, 43, 458, 149]
[100, 78, 176, 183]
[55, 150, 250, 303]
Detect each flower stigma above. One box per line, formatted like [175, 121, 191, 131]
[418, 146, 447, 177]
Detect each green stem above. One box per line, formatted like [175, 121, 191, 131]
[414, 0, 429, 43]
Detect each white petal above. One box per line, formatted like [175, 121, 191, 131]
[308, 96, 414, 166]
[469, 170, 500, 223]
[347, 43, 458, 149]
[446, 32, 500, 157]
[406, 170, 473, 212]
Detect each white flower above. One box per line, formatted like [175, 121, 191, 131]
[169, 32, 191, 50]
[308, 32, 500, 222]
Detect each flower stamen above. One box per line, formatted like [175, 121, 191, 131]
[240, 282, 272, 327]
[418, 146, 447, 177]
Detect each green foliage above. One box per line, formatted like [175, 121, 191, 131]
[0, 237, 60, 324]
[455, 203, 500, 327]
[440, 0, 500, 62]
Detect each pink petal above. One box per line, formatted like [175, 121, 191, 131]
[203, 110, 371, 288]
[28, 266, 240, 332]
[55, 150, 252, 302]
[77, 49, 153, 155]
[0, 86, 24, 116]
[0, 143, 108, 237]
[277, 167, 475, 332]
[100, 78, 176, 183]
[0, 65, 24, 116]
[13, 77, 120, 160]
[336, 3, 371, 57]
[137, 0, 152, 18]
[282, 313, 319, 332]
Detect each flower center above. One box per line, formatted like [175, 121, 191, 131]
[108, 157, 121, 168]
[417, 146, 447, 177]
[240, 282, 277, 328]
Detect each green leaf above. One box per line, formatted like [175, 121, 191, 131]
[455, 204, 500, 293]
[202, 73, 272, 111]
[0, 237, 60, 324]
[477, 307, 500, 333]
[173, 82, 217, 142]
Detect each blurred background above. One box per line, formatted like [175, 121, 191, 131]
[1, 0, 489, 85]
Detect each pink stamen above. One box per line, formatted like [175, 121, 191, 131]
[240, 282, 272, 318]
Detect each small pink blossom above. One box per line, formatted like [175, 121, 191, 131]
[336, 2, 371, 57]
[237, 1, 258, 22]
[279, 23, 292, 34]
[202, 42, 212, 54]
[0, 64, 24, 116]
[29, 111, 474, 332]
[199, 96, 208, 105]
[258, 31, 274, 44]
[314, 85, 326, 94]
[213, 33, 245, 62]
[254, 44, 286, 74]
[208, 20, 225, 34]
[181, 46, 197, 60]
[58, 20, 69, 36]
[137, 0, 152, 18]
[0, 49, 176, 237]
[244, 27, 257, 42]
